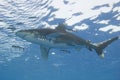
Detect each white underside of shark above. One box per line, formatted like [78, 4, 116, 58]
[16, 23, 119, 60]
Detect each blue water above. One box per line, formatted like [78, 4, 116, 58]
[0, 0, 120, 80]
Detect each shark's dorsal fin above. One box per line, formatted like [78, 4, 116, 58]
[55, 23, 66, 31]
[40, 46, 50, 60]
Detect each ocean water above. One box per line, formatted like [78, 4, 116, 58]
[0, 0, 120, 80]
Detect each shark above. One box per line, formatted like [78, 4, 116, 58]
[15, 23, 119, 59]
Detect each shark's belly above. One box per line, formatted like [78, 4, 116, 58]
[41, 40, 75, 49]
[24, 36, 81, 49]
[30, 39, 75, 49]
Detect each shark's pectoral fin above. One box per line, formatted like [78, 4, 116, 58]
[40, 46, 50, 60]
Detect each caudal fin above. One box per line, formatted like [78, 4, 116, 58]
[94, 36, 119, 58]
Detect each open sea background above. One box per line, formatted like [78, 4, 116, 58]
[0, 0, 120, 80]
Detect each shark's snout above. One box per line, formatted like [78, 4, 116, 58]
[16, 30, 28, 38]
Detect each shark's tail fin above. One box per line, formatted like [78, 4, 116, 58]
[93, 36, 119, 58]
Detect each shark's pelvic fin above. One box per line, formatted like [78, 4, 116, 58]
[40, 46, 50, 60]
[94, 36, 119, 58]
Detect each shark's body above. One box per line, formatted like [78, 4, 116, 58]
[16, 23, 119, 59]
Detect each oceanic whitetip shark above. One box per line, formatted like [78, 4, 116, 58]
[16, 23, 119, 59]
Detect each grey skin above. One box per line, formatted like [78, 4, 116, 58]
[15, 23, 119, 59]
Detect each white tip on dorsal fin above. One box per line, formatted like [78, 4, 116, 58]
[55, 23, 67, 31]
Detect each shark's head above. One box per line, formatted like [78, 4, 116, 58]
[16, 29, 46, 45]
[15, 29, 50, 44]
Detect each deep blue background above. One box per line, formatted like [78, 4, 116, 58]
[0, 0, 120, 80]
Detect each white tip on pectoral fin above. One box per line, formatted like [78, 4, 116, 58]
[99, 53, 104, 58]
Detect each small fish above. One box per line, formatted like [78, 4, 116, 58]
[16, 22, 24, 25]
[12, 45, 24, 51]
[28, 16, 38, 19]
